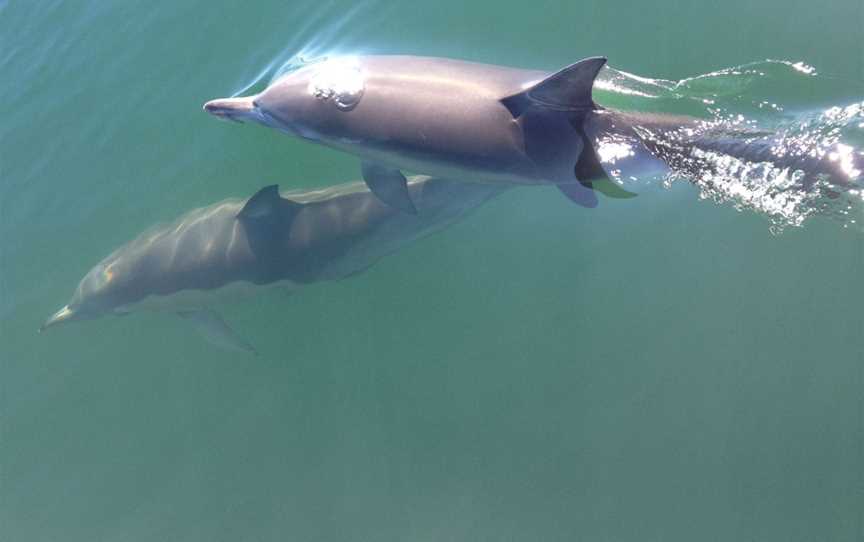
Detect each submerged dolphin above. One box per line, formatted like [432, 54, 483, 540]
[204, 55, 860, 212]
[41, 176, 506, 353]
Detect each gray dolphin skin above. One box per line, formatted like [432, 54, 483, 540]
[204, 55, 634, 212]
[41, 176, 506, 353]
[204, 55, 860, 212]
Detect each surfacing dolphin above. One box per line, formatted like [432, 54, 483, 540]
[204, 55, 637, 212]
[41, 176, 506, 354]
[204, 55, 860, 213]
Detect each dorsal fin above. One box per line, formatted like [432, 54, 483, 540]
[238, 185, 282, 221]
[237, 185, 303, 258]
[501, 57, 607, 117]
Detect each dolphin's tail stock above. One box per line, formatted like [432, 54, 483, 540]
[500, 56, 637, 208]
[628, 119, 864, 203]
[690, 133, 862, 192]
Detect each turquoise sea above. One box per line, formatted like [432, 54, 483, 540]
[2, 1, 863, 540]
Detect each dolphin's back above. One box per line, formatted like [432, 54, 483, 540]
[361, 55, 547, 97]
[72, 199, 255, 311]
[323, 56, 549, 179]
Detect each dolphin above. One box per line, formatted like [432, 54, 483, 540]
[204, 55, 861, 212]
[41, 176, 506, 354]
[204, 55, 634, 212]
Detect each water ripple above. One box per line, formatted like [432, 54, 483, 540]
[600, 61, 864, 232]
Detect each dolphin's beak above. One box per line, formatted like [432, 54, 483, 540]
[40, 305, 76, 333]
[203, 96, 259, 123]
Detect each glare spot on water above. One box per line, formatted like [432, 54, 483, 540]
[600, 60, 864, 232]
[828, 143, 862, 180]
[307, 56, 366, 111]
[594, 77, 660, 98]
[596, 140, 636, 163]
[790, 61, 817, 75]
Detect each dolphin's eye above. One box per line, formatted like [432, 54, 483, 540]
[307, 58, 365, 111]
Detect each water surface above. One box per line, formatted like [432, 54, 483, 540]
[1, 1, 862, 540]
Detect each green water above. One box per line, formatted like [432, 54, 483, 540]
[2, 1, 863, 540]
